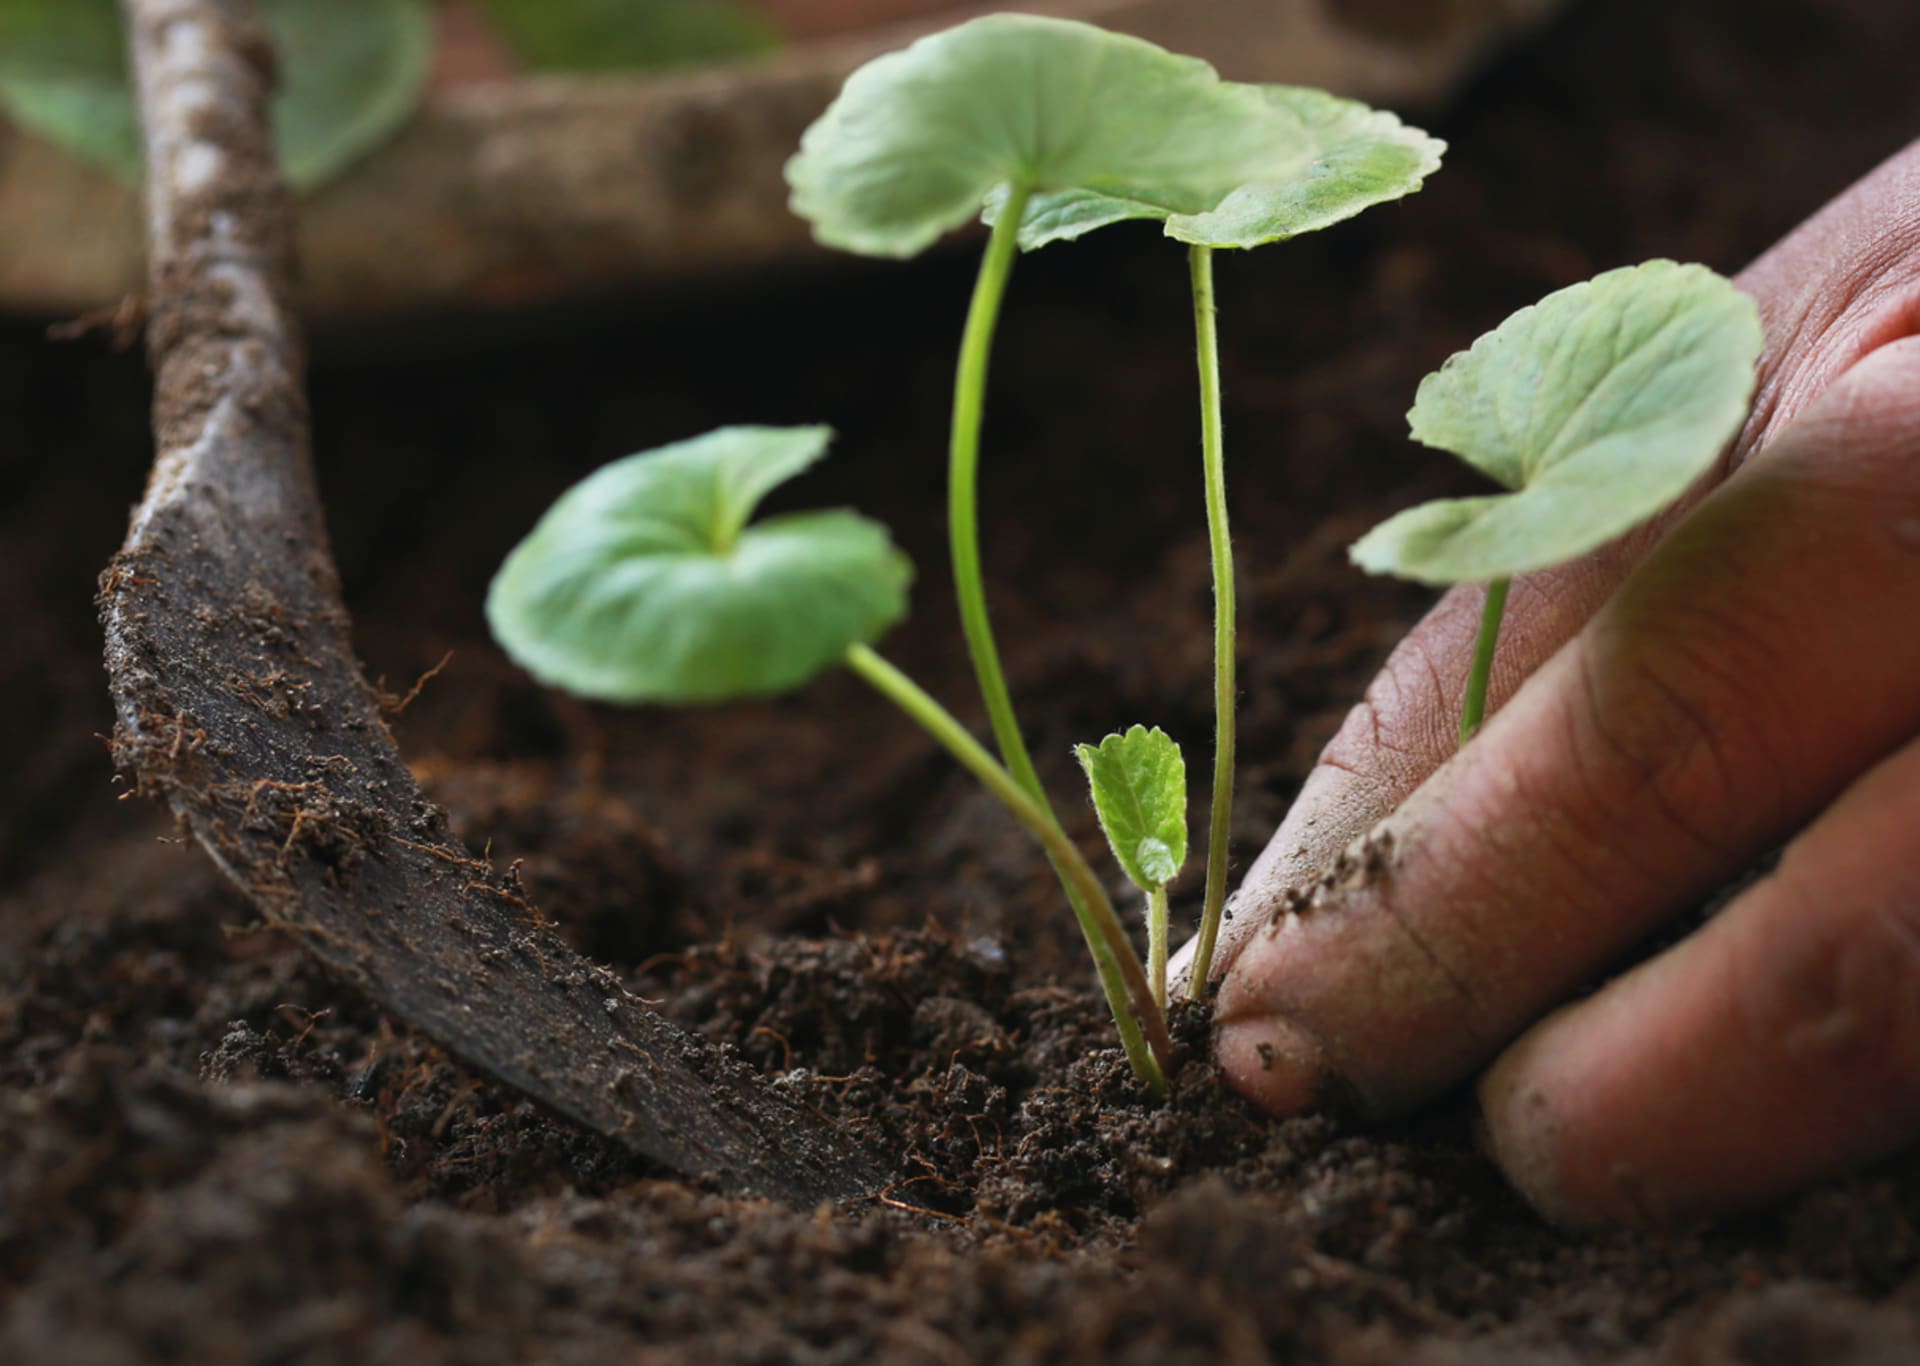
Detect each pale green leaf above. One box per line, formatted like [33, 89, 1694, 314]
[488, 426, 913, 705]
[786, 14, 1441, 259]
[479, 0, 779, 74]
[1076, 725, 1188, 892]
[0, 0, 431, 189]
[991, 85, 1444, 251]
[1351, 260, 1764, 585]
[1159, 86, 1444, 249]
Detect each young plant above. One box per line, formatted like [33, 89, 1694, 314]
[1149, 93, 1444, 998]
[1077, 726, 1188, 1012]
[1350, 260, 1765, 740]
[487, 425, 1174, 1092]
[784, 13, 1444, 999]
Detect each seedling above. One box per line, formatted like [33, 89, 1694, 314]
[1077, 727, 1188, 1012]
[489, 426, 1174, 1091]
[1351, 260, 1765, 741]
[785, 13, 1443, 999]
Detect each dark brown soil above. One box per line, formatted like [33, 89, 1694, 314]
[7, 0, 1920, 1360]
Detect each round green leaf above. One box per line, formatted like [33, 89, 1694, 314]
[1076, 725, 1188, 892]
[0, 0, 431, 190]
[1351, 260, 1764, 586]
[990, 85, 1444, 251]
[785, 13, 1442, 259]
[488, 426, 914, 705]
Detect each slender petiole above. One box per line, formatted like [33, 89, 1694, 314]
[949, 183, 1039, 795]
[1147, 885, 1169, 1012]
[944, 187, 1167, 1080]
[843, 643, 1172, 1093]
[1460, 576, 1511, 744]
[1185, 244, 1236, 998]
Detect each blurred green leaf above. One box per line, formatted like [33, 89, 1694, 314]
[488, 426, 914, 704]
[0, 0, 431, 189]
[0, 0, 140, 173]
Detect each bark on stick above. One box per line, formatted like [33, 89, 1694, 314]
[102, 0, 886, 1206]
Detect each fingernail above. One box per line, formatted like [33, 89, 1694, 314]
[1215, 1012, 1328, 1116]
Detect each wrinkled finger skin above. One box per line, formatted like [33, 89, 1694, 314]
[1204, 138, 1920, 1226]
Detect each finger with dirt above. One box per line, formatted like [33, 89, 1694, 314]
[1216, 320, 1920, 1217]
[1174, 137, 1920, 1002]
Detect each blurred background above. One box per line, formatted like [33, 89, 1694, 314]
[0, 0, 1563, 315]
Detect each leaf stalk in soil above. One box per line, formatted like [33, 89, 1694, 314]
[945, 181, 1166, 1087]
[1186, 243, 1236, 996]
[844, 643, 1173, 1091]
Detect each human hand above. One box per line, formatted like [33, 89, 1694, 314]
[1184, 138, 1920, 1227]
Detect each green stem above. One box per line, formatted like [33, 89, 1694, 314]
[1461, 576, 1511, 744]
[1147, 884, 1169, 1013]
[943, 189, 1163, 1076]
[844, 644, 1171, 1093]
[1186, 244, 1236, 998]
[949, 184, 1041, 799]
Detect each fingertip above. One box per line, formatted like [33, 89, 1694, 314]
[1215, 1010, 1327, 1116]
[1475, 1023, 1594, 1228]
[1178, 759, 1385, 995]
[1476, 976, 1736, 1230]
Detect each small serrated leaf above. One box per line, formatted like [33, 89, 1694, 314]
[1351, 260, 1764, 585]
[488, 426, 914, 705]
[1076, 725, 1188, 893]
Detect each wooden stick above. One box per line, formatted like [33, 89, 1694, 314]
[103, 0, 886, 1207]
